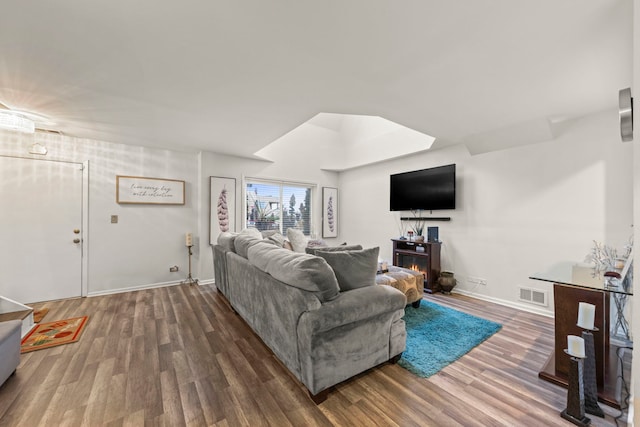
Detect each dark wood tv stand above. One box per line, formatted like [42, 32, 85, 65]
[391, 239, 441, 293]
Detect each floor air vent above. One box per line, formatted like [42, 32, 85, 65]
[518, 286, 548, 307]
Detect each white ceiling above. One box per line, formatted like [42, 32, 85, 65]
[0, 1, 632, 160]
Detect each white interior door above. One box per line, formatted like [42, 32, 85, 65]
[0, 156, 84, 304]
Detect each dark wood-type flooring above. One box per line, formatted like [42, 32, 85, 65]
[0, 284, 630, 426]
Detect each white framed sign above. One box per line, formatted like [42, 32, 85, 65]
[116, 176, 185, 205]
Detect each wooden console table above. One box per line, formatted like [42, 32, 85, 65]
[530, 262, 632, 409]
[391, 239, 441, 293]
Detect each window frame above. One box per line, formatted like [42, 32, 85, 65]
[242, 176, 317, 237]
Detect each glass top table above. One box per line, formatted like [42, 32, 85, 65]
[530, 262, 633, 296]
[531, 261, 632, 408]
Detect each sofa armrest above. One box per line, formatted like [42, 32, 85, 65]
[299, 284, 406, 334]
[296, 284, 407, 395]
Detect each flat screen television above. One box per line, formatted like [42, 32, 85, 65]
[390, 164, 456, 211]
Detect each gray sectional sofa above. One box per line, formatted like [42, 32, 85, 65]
[213, 230, 407, 402]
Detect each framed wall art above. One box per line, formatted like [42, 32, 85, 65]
[322, 187, 338, 238]
[210, 176, 236, 244]
[116, 176, 185, 205]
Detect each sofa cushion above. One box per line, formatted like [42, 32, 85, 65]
[217, 231, 239, 252]
[305, 244, 362, 256]
[263, 248, 340, 302]
[286, 228, 309, 253]
[315, 247, 379, 292]
[247, 241, 282, 272]
[234, 229, 263, 258]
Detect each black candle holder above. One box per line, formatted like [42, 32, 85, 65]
[561, 351, 591, 427]
[580, 328, 604, 417]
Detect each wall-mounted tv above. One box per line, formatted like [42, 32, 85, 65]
[390, 164, 456, 211]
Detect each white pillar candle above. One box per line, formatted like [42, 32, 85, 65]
[185, 232, 193, 247]
[567, 335, 585, 358]
[577, 302, 595, 330]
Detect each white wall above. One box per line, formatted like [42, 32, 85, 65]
[339, 109, 633, 316]
[0, 131, 198, 295]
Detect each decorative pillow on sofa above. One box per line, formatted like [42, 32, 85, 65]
[307, 238, 328, 248]
[305, 244, 362, 256]
[286, 228, 309, 253]
[315, 247, 379, 292]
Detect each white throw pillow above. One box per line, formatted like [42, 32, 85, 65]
[286, 228, 309, 253]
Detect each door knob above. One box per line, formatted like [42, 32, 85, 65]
[73, 229, 80, 234]
[73, 238, 81, 244]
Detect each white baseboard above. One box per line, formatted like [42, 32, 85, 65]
[87, 277, 215, 298]
[87, 280, 188, 297]
[453, 288, 554, 318]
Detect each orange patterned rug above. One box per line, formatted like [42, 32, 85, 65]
[21, 316, 89, 353]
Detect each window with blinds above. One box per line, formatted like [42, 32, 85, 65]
[245, 179, 314, 236]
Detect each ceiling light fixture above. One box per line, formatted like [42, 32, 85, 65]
[0, 110, 35, 133]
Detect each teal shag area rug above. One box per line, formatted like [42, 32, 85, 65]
[398, 300, 502, 378]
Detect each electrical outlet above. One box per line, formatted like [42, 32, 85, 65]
[169, 266, 179, 272]
[111, 215, 118, 224]
[467, 276, 487, 286]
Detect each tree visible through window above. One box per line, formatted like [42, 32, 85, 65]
[245, 180, 313, 236]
